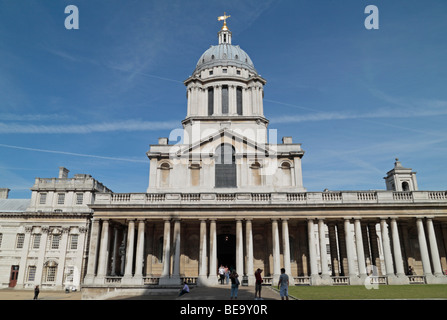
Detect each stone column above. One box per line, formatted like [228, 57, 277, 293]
[390, 218, 408, 283]
[282, 219, 294, 284]
[123, 220, 135, 280]
[35, 226, 49, 286]
[344, 219, 358, 283]
[426, 218, 444, 277]
[172, 219, 181, 282]
[380, 219, 396, 280]
[85, 220, 100, 284]
[161, 219, 171, 278]
[110, 226, 119, 276]
[56, 227, 70, 288]
[198, 219, 208, 285]
[96, 220, 110, 280]
[134, 219, 146, 281]
[318, 219, 331, 284]
[209, 219, 217, 283]
[328, 223, 339, 276]
[368, 222, 382, 275]
[246, 219, 255, 285]
[236, 219, 244, 275]
[354, 219, 367, 279]
[17, 226, 32, 287]
[272, 219, 281, 283]
[307, 219, 320, 283]
[416, 218, 433, 277]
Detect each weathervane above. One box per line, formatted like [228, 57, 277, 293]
[218, 12, 231, 30]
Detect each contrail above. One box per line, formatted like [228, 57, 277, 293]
[0, 143, 147, 163]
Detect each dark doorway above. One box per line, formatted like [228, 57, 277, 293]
[217, 234, 236, 271]
[9, 265, 19, 288]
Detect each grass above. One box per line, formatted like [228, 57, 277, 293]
[286, 284, 447, 300]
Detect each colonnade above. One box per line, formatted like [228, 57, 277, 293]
[83, 215, 447, 286]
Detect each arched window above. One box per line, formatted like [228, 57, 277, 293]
[221, 85, 229, 114]
[402, 181, 410, 191]
[236, 86, 243, 115]
[251, 161, 262, 186]
[280, 161, 292, 186]
[160, 162, 171, 187]
[215, 144, 237, 188]
[208, 87, 214, 115]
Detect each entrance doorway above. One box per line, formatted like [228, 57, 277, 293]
[217, 234, 236, 271]
[9, 265, 19, 288]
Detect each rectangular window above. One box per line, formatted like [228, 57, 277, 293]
[76, 193, 83, 205]
[33, 234, 41, 249]
[57, 193, 65, 205]
[70, 234, 78, 250]
[46, 266, 57, 282]
[208, 87, 214, 116]
[39, 193, 47, 205]
[16, 234, 25, 249]
[236, 86, 243, 115]
[222, 68, 227, 73]
[27, 266, 37, 282]
[0, 233, 2, 248]
[51, 234, 61, 250]
[221, 85, 229, 114]
[65, 266, 75, 282]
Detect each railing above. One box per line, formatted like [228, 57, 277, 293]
[294, 276, 311, 286]
[332, 276, 350, 285]
[94, 190, 447, 206]
[367, 276, 388, 285]
[408, 275, 426, 284]
[181, 277, 198, 285]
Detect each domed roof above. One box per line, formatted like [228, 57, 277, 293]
[195, 44, 257, 74]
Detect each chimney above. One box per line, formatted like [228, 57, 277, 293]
[158, 137, 169, 145]
[58, 167, 70, 179]
[282, 136, 293, 144]
[0, 188, 10, 199]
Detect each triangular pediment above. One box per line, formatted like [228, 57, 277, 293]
[175, 128, 275, 158]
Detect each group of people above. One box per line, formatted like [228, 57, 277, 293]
[219, 265, 290, 300]
[178, 265, 291, 300]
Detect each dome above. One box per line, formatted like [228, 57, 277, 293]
[195, 44, 257, 74]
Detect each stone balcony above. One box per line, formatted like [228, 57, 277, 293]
[93, 190, 447, 206]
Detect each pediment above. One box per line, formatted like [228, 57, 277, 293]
[175, 128, 275, 158]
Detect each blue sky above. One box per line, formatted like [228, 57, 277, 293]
[0, 0, 446, 198]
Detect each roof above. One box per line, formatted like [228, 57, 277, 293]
[0, 199, 30, 212]
[195, 44, 257, 74]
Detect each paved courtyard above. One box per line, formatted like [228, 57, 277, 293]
[0, 285, 283, 300]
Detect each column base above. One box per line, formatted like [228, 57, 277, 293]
[83, 275, 95, 285]
[425, 274, 447, 284]
[159, 276, 182, 286]
[247, 274, 256, 286]
[388, 274, 409, 285]
[313, 274, 332, 286]
[349, 275, 364, 286]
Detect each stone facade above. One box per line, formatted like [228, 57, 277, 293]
[1, 21, 446, 298]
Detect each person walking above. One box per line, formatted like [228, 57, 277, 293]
[33, 285, 40, 300]
[219, 265, 225, 285]
[229, 270, 240, 299]
[254, 268, 263, 300]
[277, 268, 289, 300]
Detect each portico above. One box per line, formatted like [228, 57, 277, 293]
[83, 190, 447, 290]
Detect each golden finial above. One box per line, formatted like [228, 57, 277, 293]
[218, 12, 231, 30]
